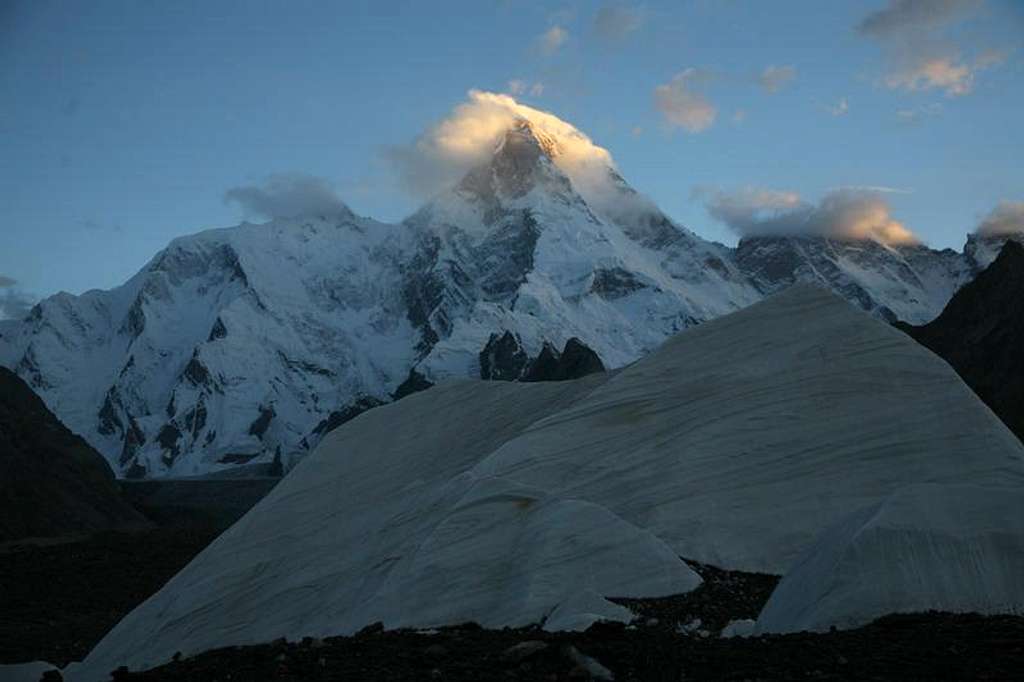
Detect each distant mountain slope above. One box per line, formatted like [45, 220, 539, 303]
[0, 116, 1001, 478]
[0, 368, 147, 542]
[895, 240, 1024, 443]
[736, 235, 968, 323]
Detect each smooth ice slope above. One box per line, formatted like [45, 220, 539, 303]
[470, 285, 1024, 572]
[756, 484, 1024, 633]
[69, 286, 1024, 680]
[70, 375, 701, 679]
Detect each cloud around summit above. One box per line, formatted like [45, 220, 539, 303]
[976, 201, 1024, 237]
[696, 186, 920, 246]
[383, 89, 616, 199]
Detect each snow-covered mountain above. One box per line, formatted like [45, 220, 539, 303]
[0, 118, 1008, 477]
[735, 235, 969, 323]
[0, 213, 418, 478]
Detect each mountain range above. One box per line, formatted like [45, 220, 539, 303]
[0, 118, 1019, 477]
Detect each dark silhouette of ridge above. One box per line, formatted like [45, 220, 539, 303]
[895, 240, 1024, 444]
[0, 368, 149, 542]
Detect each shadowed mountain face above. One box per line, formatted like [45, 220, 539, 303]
[0, 368, 148, 542]
[895, 241, 1024, 444]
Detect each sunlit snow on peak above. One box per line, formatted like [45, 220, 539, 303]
[388, 90, 618, 203]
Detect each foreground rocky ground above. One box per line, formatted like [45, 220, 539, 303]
[111, 612, 1024, 682]
[5, 530, 1023, 681]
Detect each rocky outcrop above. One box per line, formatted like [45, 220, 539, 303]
[478, 333, 606, 383]
[392, 369, 434, 400]
[479, 331, 530, 381]
[521, 338, 606, 382]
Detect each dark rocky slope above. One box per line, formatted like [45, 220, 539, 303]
[0, 526, 221, 667]
[0, 368, 148, 543]
[896, 240, 1024, 443]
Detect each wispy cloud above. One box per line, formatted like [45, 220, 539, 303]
[857, 0, 1007, 97]
[695, 186, 920, 246]
[857, 0, 981, 36]
[654, 68, 717, 133]
[538, 25, 569, 55]
[507, 79, 545, 97]
[976, 200, 1024, 237]
[896, 102, 943, 124]
[224, 173, 350, 221]
[827, 185, 913, 194]
[824, 97, 850, 116]
[759, 65, 797, 93]
[593, 3, 646, 44]
[0, 276, 35, 321]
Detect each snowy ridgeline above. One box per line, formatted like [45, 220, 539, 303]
[64, 286, 1024, 680]
[0, 117, 1019, 479]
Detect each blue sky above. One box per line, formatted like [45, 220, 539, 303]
[1, 0, 1022, 307]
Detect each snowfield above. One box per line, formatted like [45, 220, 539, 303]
[65, 286, 1024, 680]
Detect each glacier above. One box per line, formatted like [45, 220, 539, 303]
[63, 285, 1024, 680]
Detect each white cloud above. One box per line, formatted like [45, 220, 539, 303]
[593, 3, 646, 44]
[896, 102, 943, 124]
[759, 65, 796, 93]
[654, 68, 717, 133]
[976, 200, 1024, 237]
[857, 0, 1007, 97]
[224, 173, 350, 221]
[884, 55, 975, 96]
[539, 25, 568, 55]
[696, 186, 920, 246]
[385, 90, 616, 199]
[825, 97, 849, 116]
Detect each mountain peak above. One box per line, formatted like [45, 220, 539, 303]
[496, 119, 560, 160]
[452, 118, 574, 204]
